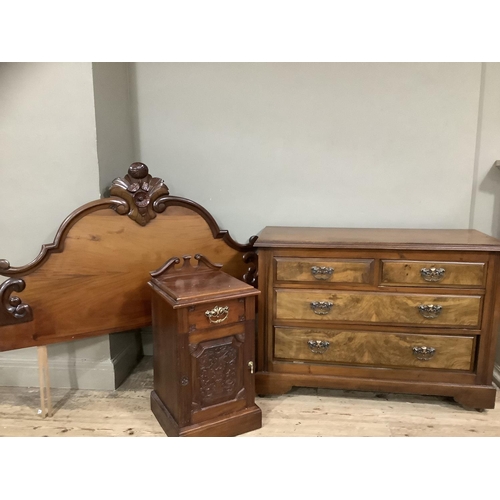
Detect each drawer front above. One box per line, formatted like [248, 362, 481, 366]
[188, 298, 245, 331]
[275, 289, 482, 327]
[381, 260, 486, 287]
[274, 327, 475, 371]
[275, 257, 373, 283]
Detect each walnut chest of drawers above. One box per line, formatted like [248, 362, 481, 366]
[255, 227, 500, 409]
[148, 254, 261, 436]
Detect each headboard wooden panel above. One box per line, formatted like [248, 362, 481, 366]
[0, 163, 257, 352]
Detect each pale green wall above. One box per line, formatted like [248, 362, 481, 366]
[130, 62, 483, 244]
[470, 63, 500, 238]
[92, 62, 136, 194]
[0, 62, 100, 265]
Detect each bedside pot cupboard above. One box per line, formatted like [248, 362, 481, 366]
[254, 227, 500, 410]
[148, 254, 261, 437]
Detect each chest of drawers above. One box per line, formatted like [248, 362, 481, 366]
[255, 227, 500, 410]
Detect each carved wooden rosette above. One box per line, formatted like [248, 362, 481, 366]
[0, 278, 33, 325]
[110, 162, 169, 226]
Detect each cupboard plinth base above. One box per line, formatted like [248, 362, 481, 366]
[151, 391, 262, 437]
[255, 372, 497, 410]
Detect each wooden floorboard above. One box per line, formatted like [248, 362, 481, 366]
[1, 356, 499, 437]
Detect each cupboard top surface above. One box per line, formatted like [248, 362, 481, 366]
[150, 271, 258, 304]
[254, 227, 500, 251]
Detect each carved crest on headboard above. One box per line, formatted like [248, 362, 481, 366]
[110, 162, 169, 226]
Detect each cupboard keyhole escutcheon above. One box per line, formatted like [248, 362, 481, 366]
[412, 346, 436, 361]
[310, 266, 334, 280]
[418, 304, 442, 319]
[310, 301, 333, 315]
[420, 267, 446, 282]
[307, 340, 330, 354]
[205, 305, 229, 324]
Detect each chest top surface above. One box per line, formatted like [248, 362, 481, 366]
[149, 254, 258, 306]
[254, 227, 500, 251]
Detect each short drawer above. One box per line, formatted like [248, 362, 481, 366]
[275, 257, 373, 283]
[274, 327, 475, 371]
[381, 260, 486, 287]
[275, 289, 482, 327]
[187, 298, 246, 331]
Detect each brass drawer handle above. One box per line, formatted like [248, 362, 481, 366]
[420, 267, 445, 282]
[311, 266, 334, 280]
[307, 340, 330, 354]
[418, 304, 442, 319]
[205, 305, 229, 324]
[412, 346, 436, 361]
[310, 301, 333, 315]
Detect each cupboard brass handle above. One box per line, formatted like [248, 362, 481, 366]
[418, 304, 442, 319]
[420, 267, 445, 282]
[310, 301, 333, 315]
[412, 346, 436, 361]
[311, 266, 334, 280]
[307, 340, 330, 354]
[248, 361, 254, 374]
[205, 305, 229, 324]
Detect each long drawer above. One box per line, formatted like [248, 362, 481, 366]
[381, 260, 486, 288]
[275, 289, 482, 327]
[274, 327, 475, 371]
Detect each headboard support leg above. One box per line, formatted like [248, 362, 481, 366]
[37, 346, 52, 418]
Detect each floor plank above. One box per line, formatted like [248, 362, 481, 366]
[1, 356, 499, 437]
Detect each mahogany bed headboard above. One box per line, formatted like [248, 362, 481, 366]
[0, 163, 257, 352]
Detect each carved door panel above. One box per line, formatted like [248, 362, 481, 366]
[189, 333, 249, 424]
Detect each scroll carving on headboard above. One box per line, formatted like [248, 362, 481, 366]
[0, 278, 33, 325]
[0, 162, 258, 352]
[242, 247, 258, 287]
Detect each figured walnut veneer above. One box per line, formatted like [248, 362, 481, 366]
[381, 260, 486, 287]
[275, 290, 482, 327]
[0, 163, 257, 352]
[274, 328, 475, 371]
[275, 257, 373, 283]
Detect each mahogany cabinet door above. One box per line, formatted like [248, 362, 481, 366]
[189, 330, 253, 424]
